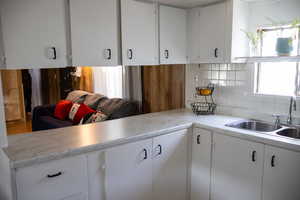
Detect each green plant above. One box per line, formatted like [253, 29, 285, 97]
[291, 19, 300, 28]
[241, 29, 261, 49]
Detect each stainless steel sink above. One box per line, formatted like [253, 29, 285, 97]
[225, 120, 282, 132]
[276, 128, 300, 139]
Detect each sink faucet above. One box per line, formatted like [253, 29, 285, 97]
[273, 115, 281, 128]
[287, 96, 297, 125]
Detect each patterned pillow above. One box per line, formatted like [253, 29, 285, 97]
[80, 111, 108, 125]
[69, 103, 95, 124]
[54, 100, 73, 120]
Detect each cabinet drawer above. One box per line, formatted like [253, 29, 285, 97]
[16, 155, 88, 200]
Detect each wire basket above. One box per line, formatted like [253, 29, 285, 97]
[191, 102, 217, 115]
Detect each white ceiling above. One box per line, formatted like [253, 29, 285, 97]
[156, 0, 225, 8]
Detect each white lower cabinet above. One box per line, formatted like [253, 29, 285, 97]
[105, 139, 153, 200]
[191, 128, 212, 200]
[87, 151, 105, 200]
[12, 128, 300, 200]
[88, 129, 188, 200]
[15, 155, 88, 200]
[152, 129, 188, 200]
[263, 145, 300, 200]
[211, 133, 264, 200]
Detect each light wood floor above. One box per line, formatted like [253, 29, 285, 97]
[6, 119, 32, 135]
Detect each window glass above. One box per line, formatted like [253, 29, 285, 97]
[257, 62, 297, 96]
[261, 27, 299, 56]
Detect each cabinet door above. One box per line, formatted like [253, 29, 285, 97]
[211, 134, 264, 200]
[0, 0, 69, 69]
[159, 5, 187, 64]
[121, 0, 158, 66]
[87, 151, 105, 200]
[263, 146, 300, 200]
[16, 155, 88, 200]
[105, 139, 153, 200]
[198, 2, 226, 63]
[0, 15, 5, 68]
[187, 7, 201, 64]
[152, 129, 188, 200]
[191, 128, 212, 200]
[70, 0, 120, 66]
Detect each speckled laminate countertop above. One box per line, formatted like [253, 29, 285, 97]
[3, 109, 300, 169]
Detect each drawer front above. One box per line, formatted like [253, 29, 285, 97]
[16, 155, 88, 200]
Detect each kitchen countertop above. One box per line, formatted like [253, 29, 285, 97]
[3, 109, 300, 169]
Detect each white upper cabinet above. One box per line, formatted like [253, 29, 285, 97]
[0, 0, 70, 69]
[121, 0, 158, 66]
[159, 5, 187, 64]
[69, 0, 120, 66]
[187, 0, 249, 63]
[187, 7, 201, 64]
[188, 2, 226, 63]
[225, 0, 249, 62]
[263, 145, 300, 200]
[211, 133, 264, 200]
[152, 129, 188, 200]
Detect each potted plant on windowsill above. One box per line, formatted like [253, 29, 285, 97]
[241, 29, 262, 57]
[267, 18, 300, 56]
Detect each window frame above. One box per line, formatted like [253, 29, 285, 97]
[255, 25, 300, 97]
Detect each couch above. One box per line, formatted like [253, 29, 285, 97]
[32, 90, 140, 131]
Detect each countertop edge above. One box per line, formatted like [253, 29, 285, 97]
[5, 110, 300, 169]
[8, 123, 193, 169]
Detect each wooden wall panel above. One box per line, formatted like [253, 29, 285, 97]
[142, 65, 185, 113]
[0, 70, 26, 122]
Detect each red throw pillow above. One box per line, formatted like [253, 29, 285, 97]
[54, 100, 73, 120]
[69, 103, 95, 124]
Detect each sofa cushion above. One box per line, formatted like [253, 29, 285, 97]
[54, 100, 73, 120]
[80, 111, 108, 125]
[66, 90, 90, 103]
[97, 98, 139, 120]
[39, 116, 73, 130]
[83, 94, 107, 110]
[69, 103, 96, 124]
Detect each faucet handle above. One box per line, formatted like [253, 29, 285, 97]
[272, 114, 281, 119]
[272, 114, 281, 126]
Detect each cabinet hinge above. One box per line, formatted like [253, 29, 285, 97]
[67, 54, 72, 62]
[1, 56, 6, 65]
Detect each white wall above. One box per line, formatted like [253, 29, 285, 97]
[186, 63, 300, 123]
[249, 0, 300, 31]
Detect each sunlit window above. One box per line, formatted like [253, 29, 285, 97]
[256, 62, 297, 96]
[261, 27, 299, 57]
[255, 26, 300, 96]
